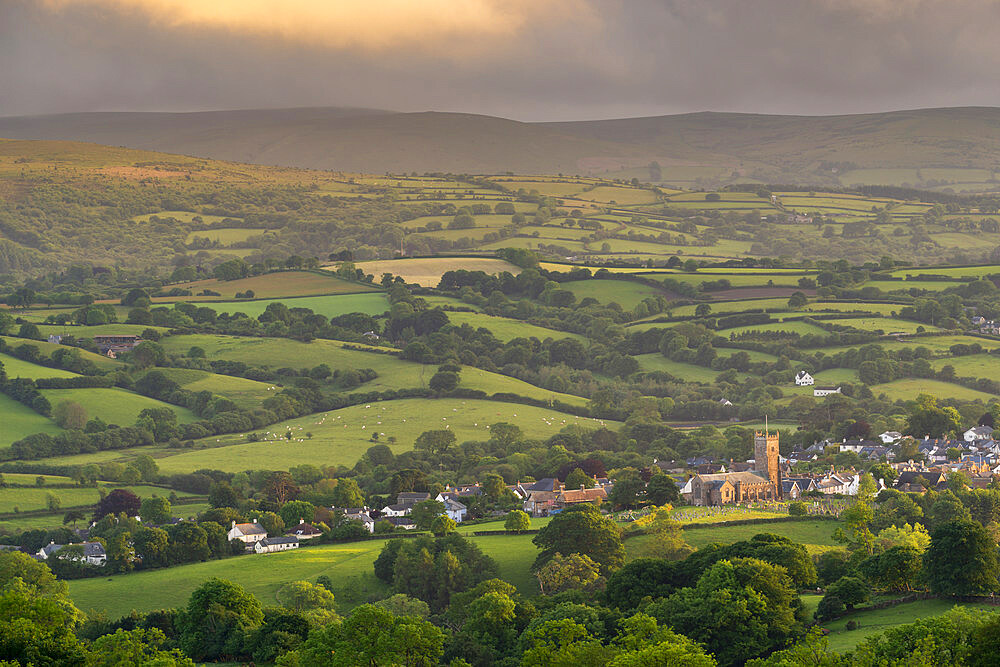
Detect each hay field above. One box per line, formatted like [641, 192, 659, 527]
[352, 257, 521, 287]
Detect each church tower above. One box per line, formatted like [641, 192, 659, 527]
[754, 429, 781, 498]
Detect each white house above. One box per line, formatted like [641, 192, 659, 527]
[228, 521, 267, 545]
[286, 519, 323, 540]
[964, 426, 994, 443]
[879, 431, 902, 444]
[37, 541, 107, 567]
[254, 536, 299, 554]
[795, 370, 815, 386]
[380, 503, 410, 518]
[814, 386, 842, 397]
[341, 509, 376, 533]
[442, 498, 468, 523]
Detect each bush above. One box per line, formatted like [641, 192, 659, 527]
[846, 620, 857, 631]
[788, 501, 807, 516]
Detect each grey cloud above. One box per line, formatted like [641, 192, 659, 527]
[3, 0, 1000, 120]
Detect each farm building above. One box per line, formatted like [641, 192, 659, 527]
[255, 536, 299, 554]
[794, 370, 814, 386]
[37, 541, 107, 566]
[93, 334, 142, 355]
[813, 386, 842, 397]
[228, 521, 267, 546]
[286, 519, 323, 540]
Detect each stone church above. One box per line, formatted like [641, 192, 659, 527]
[687, 430, 781, 506]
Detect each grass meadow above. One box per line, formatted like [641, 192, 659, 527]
[562, 280, 670, 309]
[139, 368, 277, 409]
[819, 599, 999, 653]
[157, 334, 587, 406]
[445, 311, 586, 342]
[68, 514, 838, 619]
[189, 293, 390, 319]
[634, 354, 730, 383]
[39, 388, 200, 427]
[0, 336, 121, 371]
[0, 353, 79, 379]
[0, 484, 193, 513]
[870, 378, 997, 402]
[0, 393, 64, 446]
[161, 271, 379, 301]
[147, 398, 611, 474]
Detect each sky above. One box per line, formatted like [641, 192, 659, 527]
[3, 0, 1000, 121]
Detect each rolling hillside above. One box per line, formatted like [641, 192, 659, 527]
[4, 106, 1000, 187]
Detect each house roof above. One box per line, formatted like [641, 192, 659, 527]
[558, 487, 608, 503]
[234, 522, 267, 535]
[526, 478, 559, 492]
[383, 503, 409, 512]
[695, 471, 771, 487]
[261, 536, 298, 546]
[287, 523, 323, 536]
[442, 498, 467, 511]
[41, 541, 105, 558]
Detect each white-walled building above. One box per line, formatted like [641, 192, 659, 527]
[795, 371, 815, 386]
[254, 536, 299, 554]
[228, 521, 267, 545]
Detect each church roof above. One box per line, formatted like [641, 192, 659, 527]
[695, 471, 771, 486]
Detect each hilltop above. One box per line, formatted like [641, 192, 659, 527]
[4, 106, 1000, 190]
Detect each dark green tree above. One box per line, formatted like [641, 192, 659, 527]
[532, 504, 625, 575]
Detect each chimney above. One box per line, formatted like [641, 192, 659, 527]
[232, 521, 236, 528]
[300, 518, 305, 524]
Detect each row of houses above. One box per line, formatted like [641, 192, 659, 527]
[228, 518, 323, 554]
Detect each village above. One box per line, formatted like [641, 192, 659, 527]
[18, 412, 999, 571]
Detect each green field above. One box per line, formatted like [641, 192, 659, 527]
[157, 334, 586, 406]
[819, 599, 999, 653]
[625, 518, 841, 558]
[865, 280, 966, 292]
[0, 393, 64, 446]
[889, 264, 1000, 279]
[145, 398, 609, 474]
[189, 293, 390, 319]
[930, 354, 1000, 378]
[634, 354, 728, 383]
[68, 514, 835, 619]
[161, 271, 379, 301]
[720, 320, 830, 337]
[814, 334, 1000, 356]
[0, 484, 192, 513]
[0, 353, 79, 379]
[445, 311, 586, 342]
[39, 388, 200, 427]
[0, 336, 121, 371]
[870, 378, 997, 401]
[36, 324, 165, 339]
[69, 531, 543, 618]
[139, 368, 277, 409]
[561, 279, 670, 309]
[832, 317, 942, 334]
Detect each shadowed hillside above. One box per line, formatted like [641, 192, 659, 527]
[4, 107, 1000, 188]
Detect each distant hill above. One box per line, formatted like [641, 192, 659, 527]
[3, 107, 1000, 188]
